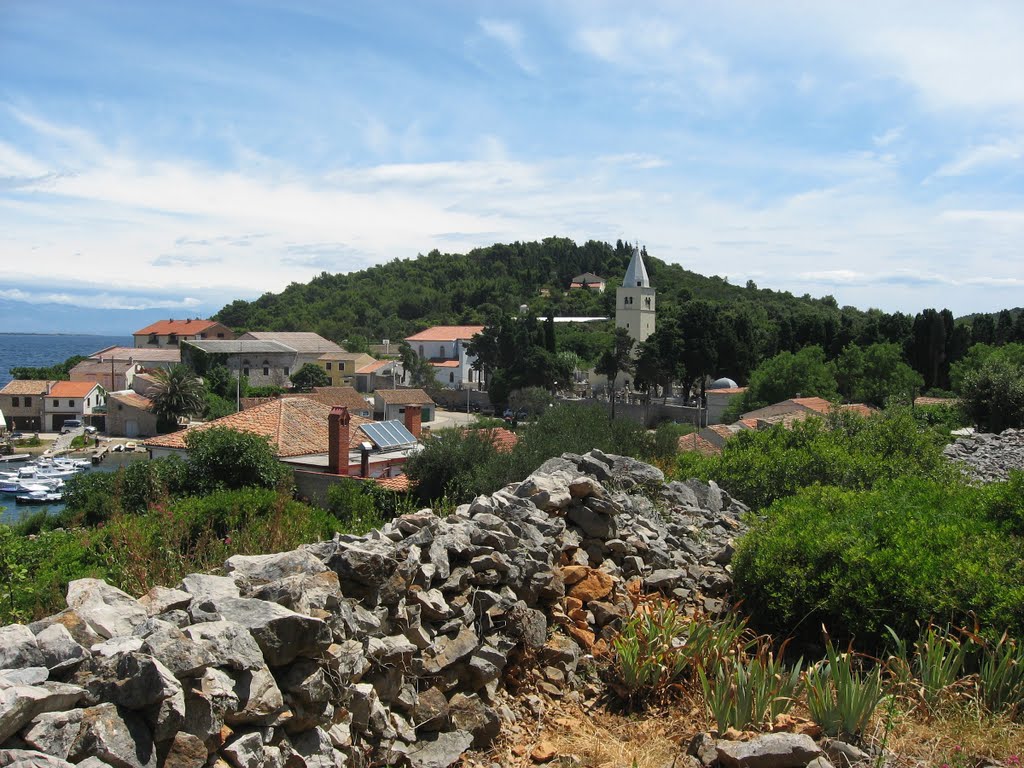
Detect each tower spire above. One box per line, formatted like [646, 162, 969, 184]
[623, 245, 650, 288]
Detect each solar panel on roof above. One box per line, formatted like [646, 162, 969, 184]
[362, 420, 417, 449]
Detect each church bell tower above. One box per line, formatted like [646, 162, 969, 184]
[615, 246, 656, 345]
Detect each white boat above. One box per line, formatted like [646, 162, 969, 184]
[15, 489, 64, 505]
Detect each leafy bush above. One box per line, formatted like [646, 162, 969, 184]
[958, 357, 1024, 432]
[733, 477, 1024, 648]
[651, 421, 695, 460]
[678, 408, 953, 508]
[406, 428, 508, 503]
[325, 479, 387, 535]
[184, 427, 291, 494]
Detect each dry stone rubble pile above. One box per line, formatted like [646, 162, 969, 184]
[0, 449, 755, 768]
[942, 428, 1024, 483]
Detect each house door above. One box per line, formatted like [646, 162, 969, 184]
[51, 414, 65, 431]
[125, 420, 139, 438]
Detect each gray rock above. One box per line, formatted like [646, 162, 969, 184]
[33, 625, 88, 675]
[224, 549, 328, 585]
[324, 540, 399, 588]
[412, 686, 448, 732]
[418, 625, 478, 675]
[0, 683, 85, 744]
[65, 580, 148, 640]
[179, 574, 240, 602]
[140, 624, 215, 678]
[394, 729, 473, 768]
[69, 703, 156, 768]
[289, 727, 338, 768]
[21, 709, 84, 760]
[514, 472, 573, 511]
[251, 571, 341, 615]
[824, 740, 870, 768]
[184, 620, 265, 671]
[225, 665, 284, 726]
[448, 693, 500, 747]
[189, 596, 330, 667]
[0, 750, 75, 768]
[137, 587, 191, 617]
[160, 732, 208, 768]
[89, 637, 144, 658]
[28, 611, 103, 650]
[716, 733, 822, 768]
[222, 731, 265, 768]
[0, 626, 44, 670]
[0, 667, 48, 687]
[646, 568, 688, 591]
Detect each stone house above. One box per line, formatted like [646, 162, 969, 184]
[106, 390, 158, 438]
[70, 359, 140, 392]
[0, 380, 51, 432]
[133, 319, 235, 348]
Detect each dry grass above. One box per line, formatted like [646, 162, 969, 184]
[480, 696, 1023, 768]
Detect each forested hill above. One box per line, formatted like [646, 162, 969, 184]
[213, 236, 1022, 389]
[215, 237, 836, 343]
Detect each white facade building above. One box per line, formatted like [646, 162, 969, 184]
[404, 326, 484, 389]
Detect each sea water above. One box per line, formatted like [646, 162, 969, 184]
[0, 333, 130, 387]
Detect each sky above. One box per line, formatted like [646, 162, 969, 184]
[2, 0, 1024, 330]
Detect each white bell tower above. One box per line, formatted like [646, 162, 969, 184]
[615, 246, 656, 345]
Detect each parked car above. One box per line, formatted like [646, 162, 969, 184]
[60, 419, 83, 433]
[84, 425, 98, 435]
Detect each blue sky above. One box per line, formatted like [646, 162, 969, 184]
[2, 0, 1023, 327]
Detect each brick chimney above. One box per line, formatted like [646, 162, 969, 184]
[404, 405, 422, 440]
[328, 406, 350, 475]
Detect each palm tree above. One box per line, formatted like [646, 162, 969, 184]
[149, 364, 205, 432]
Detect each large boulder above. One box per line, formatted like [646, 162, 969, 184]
[0, 625, 44, 670]
[65, 580, 147, 640]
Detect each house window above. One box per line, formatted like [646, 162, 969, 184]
[24, 397, 30, 407]
[449, 372, 455, 383]
[149, 333, 157, 344]
[645, 297, 651, 308]
[217, 333, 225, 338]
[69, 400, 75, 407]
[326, 362, 332, 370]
[118, 404, 123, 411]
[86, 398, 90, 407]
[263, 367, 270, 376]
[53, 399, 59, 407]
[419, 344, 424, 357]
[283, 367, 290, 376]
[243, 367, 249, 376]
[11, 397, 18, 407]
[168, 334, 178, 345]
[440, 345, 446, 358]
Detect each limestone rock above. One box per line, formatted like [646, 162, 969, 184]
[65, 580, 148, 641]
[21, 708, 84, 760]
[394, 729, 473, 768]
[716, 733, 822, 768]
[69, 703, 157, 768]
[33, 624, 89, 675]
[0, 683, 85, 744]
[224, 549, 328, 586]
[0, 626, 44, 670]
[0, 750, 75, 768]
[184, 621, 265, 672]
[138, 587, 192, 617]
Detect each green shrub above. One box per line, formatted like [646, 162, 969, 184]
[325, 479, 387, 535]
[678, 408, 954, 508]
[734, 478, 1024, 648]
[651, 421, 696, 460]
[184, 427, 291, 494]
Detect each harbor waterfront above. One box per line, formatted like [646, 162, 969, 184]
[0, 451, 147, 524]
[0, 333, 130, 386]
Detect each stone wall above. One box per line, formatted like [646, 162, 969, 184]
[0, 450, 747, 768]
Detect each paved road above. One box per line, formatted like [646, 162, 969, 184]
[426, 409, 480, 431]
[48, 427, 83, 453]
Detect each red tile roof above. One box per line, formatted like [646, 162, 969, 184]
[840, 403, 875, 417]
[706, 387, 747, 396]
[109, 391, 153, 410]
[133, 319, 222, 336]
[144, 398, 375, 457]
[356, 360, 391, 374]
[790, 397, 834, 414]
[677, 432, 722, 456]
[376, 388, 434, 405]
[428, 359, 460, 368]
[405, 325, 484, 342]
[371, 475, 411, 492]
[0, 380, 53, 396]
[47, 381, 101, 398]
[88, 346, 182, 364]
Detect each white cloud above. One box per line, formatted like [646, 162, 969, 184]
[478, 18, 536, 75]
[935, 137, 1024, 177]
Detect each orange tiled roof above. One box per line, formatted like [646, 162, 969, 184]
[306, 387, 372, 411]
[47, 381, 101, 398]
[707, 424, 735, 440]
[428, 359, 460, 368]
[372, 475, 411, 492]
[376, 388, 433, 405]
[706, 387, 747, 396]
[88, 346, 182, 363]
[405, 325, 484, 342]
[790, 397, 834, 414]
[738, 418, 759, 430]
[144, 399, 374, 457]
[482, 427, 518, 453]
[134, 319, 221, 336]
[356, 360, 391, 374]
[677, 432, 722, 456]
[0, 380, 53, 396]
[915, 396, 958, 407]
[840, 403, 875, 417]
[109, 391, 153, 410]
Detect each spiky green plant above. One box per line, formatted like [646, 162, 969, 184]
[804, 640, 886, 741]
[698, 643, 803, 731]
